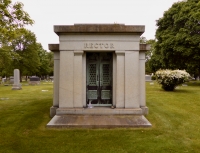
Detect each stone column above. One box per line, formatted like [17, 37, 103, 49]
[112, 53, 116, 107]
[49, 44, 60, 117]
[53, 52, 60, 107]
[139, 51, 148, 114]
[115, 51, 125, 108]
[125, 51, 140, 108]
[82, 52, 87, 107]
[50, 51, 60, 117]
[59, 51, 74, 108]
[73, 51, 83, 108]
[12, 69, 21, 90]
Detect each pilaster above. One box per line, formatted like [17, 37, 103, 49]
[49, 44, 59, 117]
[74, 51, 84, 107]
[115, 51, 125, 108]
[82, 52, 87, 107]
[125, 51, 140, 108]
[139, 51, 146, 107]
[59, 51, 74, 108]
[53, 51, 60, 107]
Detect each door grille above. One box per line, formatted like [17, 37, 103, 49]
[89, 64, 96, 85]
[102, 64, 110, 85]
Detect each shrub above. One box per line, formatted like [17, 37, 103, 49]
[151, 75, 156, 80]
[155, 69, 190, 91]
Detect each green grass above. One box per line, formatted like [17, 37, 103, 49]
[0, 81, 200, 153]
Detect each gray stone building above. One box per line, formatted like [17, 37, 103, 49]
[47, 24, 151, 127]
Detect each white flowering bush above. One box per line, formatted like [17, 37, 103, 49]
[155, 69, 190, 91]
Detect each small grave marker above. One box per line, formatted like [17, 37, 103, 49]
[29, 76, 40, 85]
[12, 69, 21, 90]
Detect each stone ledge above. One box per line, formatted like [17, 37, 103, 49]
[140, 44, 151, 51]
[54, 24, 145, 35]
[56, 107, 143, 115]
[46, 115, 152, 128]
[48, 44, 59, 51]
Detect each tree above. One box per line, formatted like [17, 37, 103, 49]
[145, 39, 161, 73]
[11, 28, 40, 81]
[0, 0, 34, 43]
[153, 0, 200, 77]
[36, 43, 54, 78]
[0, 0, 34, 77]
[140, 36, 147, 44]
[0, 45, 13, 76]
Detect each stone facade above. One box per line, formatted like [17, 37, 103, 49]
[48, 24, 150, 125]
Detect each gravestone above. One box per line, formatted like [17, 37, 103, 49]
[29, 76, 40, 85]
[10, 76, 14, 84]
[12, 69, 21, 90]
[49, 76, 54, 82]
[145, 75, 152, 82]
[1, 77, 6, 83]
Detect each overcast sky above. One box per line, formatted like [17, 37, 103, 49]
[12, 0, 180, 51]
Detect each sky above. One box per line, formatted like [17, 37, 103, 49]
[12, 0, 180, 51]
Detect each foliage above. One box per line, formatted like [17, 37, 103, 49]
[0, 28, 53, 78]
[0, 0, 35, 77]
[149, 0, 200, 76]
[151, 75, 156, 80]
[1, 82, 200, 152]
[0, 45, 13, 76]
[140, 36, 147, 44]
[0, 0, 34, 44]
[0, 1, 52, 78]
[9, 28, 41, 80]
[155, 69, 190, 91]
[140, 37, 157, 74]
[37, 44, 54, 77]
[145, 39, 159, 73]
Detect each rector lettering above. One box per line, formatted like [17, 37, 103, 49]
[84, 43, 114, 49]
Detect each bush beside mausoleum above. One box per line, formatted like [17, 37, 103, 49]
[155, 69, 190, 91]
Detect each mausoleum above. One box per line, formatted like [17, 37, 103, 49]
[47, 24, 151, 128]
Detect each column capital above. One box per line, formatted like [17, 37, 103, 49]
[115, 51, 125, 55]
[74, 51, 84, 55]
[49, 44, 59, 52]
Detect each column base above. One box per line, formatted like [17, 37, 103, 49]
[50, 106, 58, 118]
[12, 84, 22, 90]
[141, 106, 149, 115]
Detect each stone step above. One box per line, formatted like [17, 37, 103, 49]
[56, 107, 143, 115]
[46, 115, 152, 128]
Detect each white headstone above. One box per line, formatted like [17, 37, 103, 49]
[12, 69, 22, 90]
[145, 75, 152, 82]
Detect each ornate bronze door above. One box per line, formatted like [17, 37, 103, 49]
[86, 52, 112, 106]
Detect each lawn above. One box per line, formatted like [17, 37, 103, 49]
[0, 81, 200, 153]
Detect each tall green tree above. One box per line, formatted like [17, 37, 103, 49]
[152, 0, 200, 77]
[145, 39, 162, 73]
[0, 0, 34, 77]
[11, 28, 40, 81]
[36, 43, 53, 78]
[0, 0, 34, 43]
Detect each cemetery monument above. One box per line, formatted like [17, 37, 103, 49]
[12, 69, 21, 90]
[47, 24, 151, 128]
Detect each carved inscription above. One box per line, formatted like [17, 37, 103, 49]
[84, 43, 114, 49]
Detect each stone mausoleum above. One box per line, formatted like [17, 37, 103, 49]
[47, 24, 151, 128]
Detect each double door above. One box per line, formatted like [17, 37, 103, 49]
[86, 52, 112, 106]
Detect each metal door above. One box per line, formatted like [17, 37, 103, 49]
[86, 52, 112, 106]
